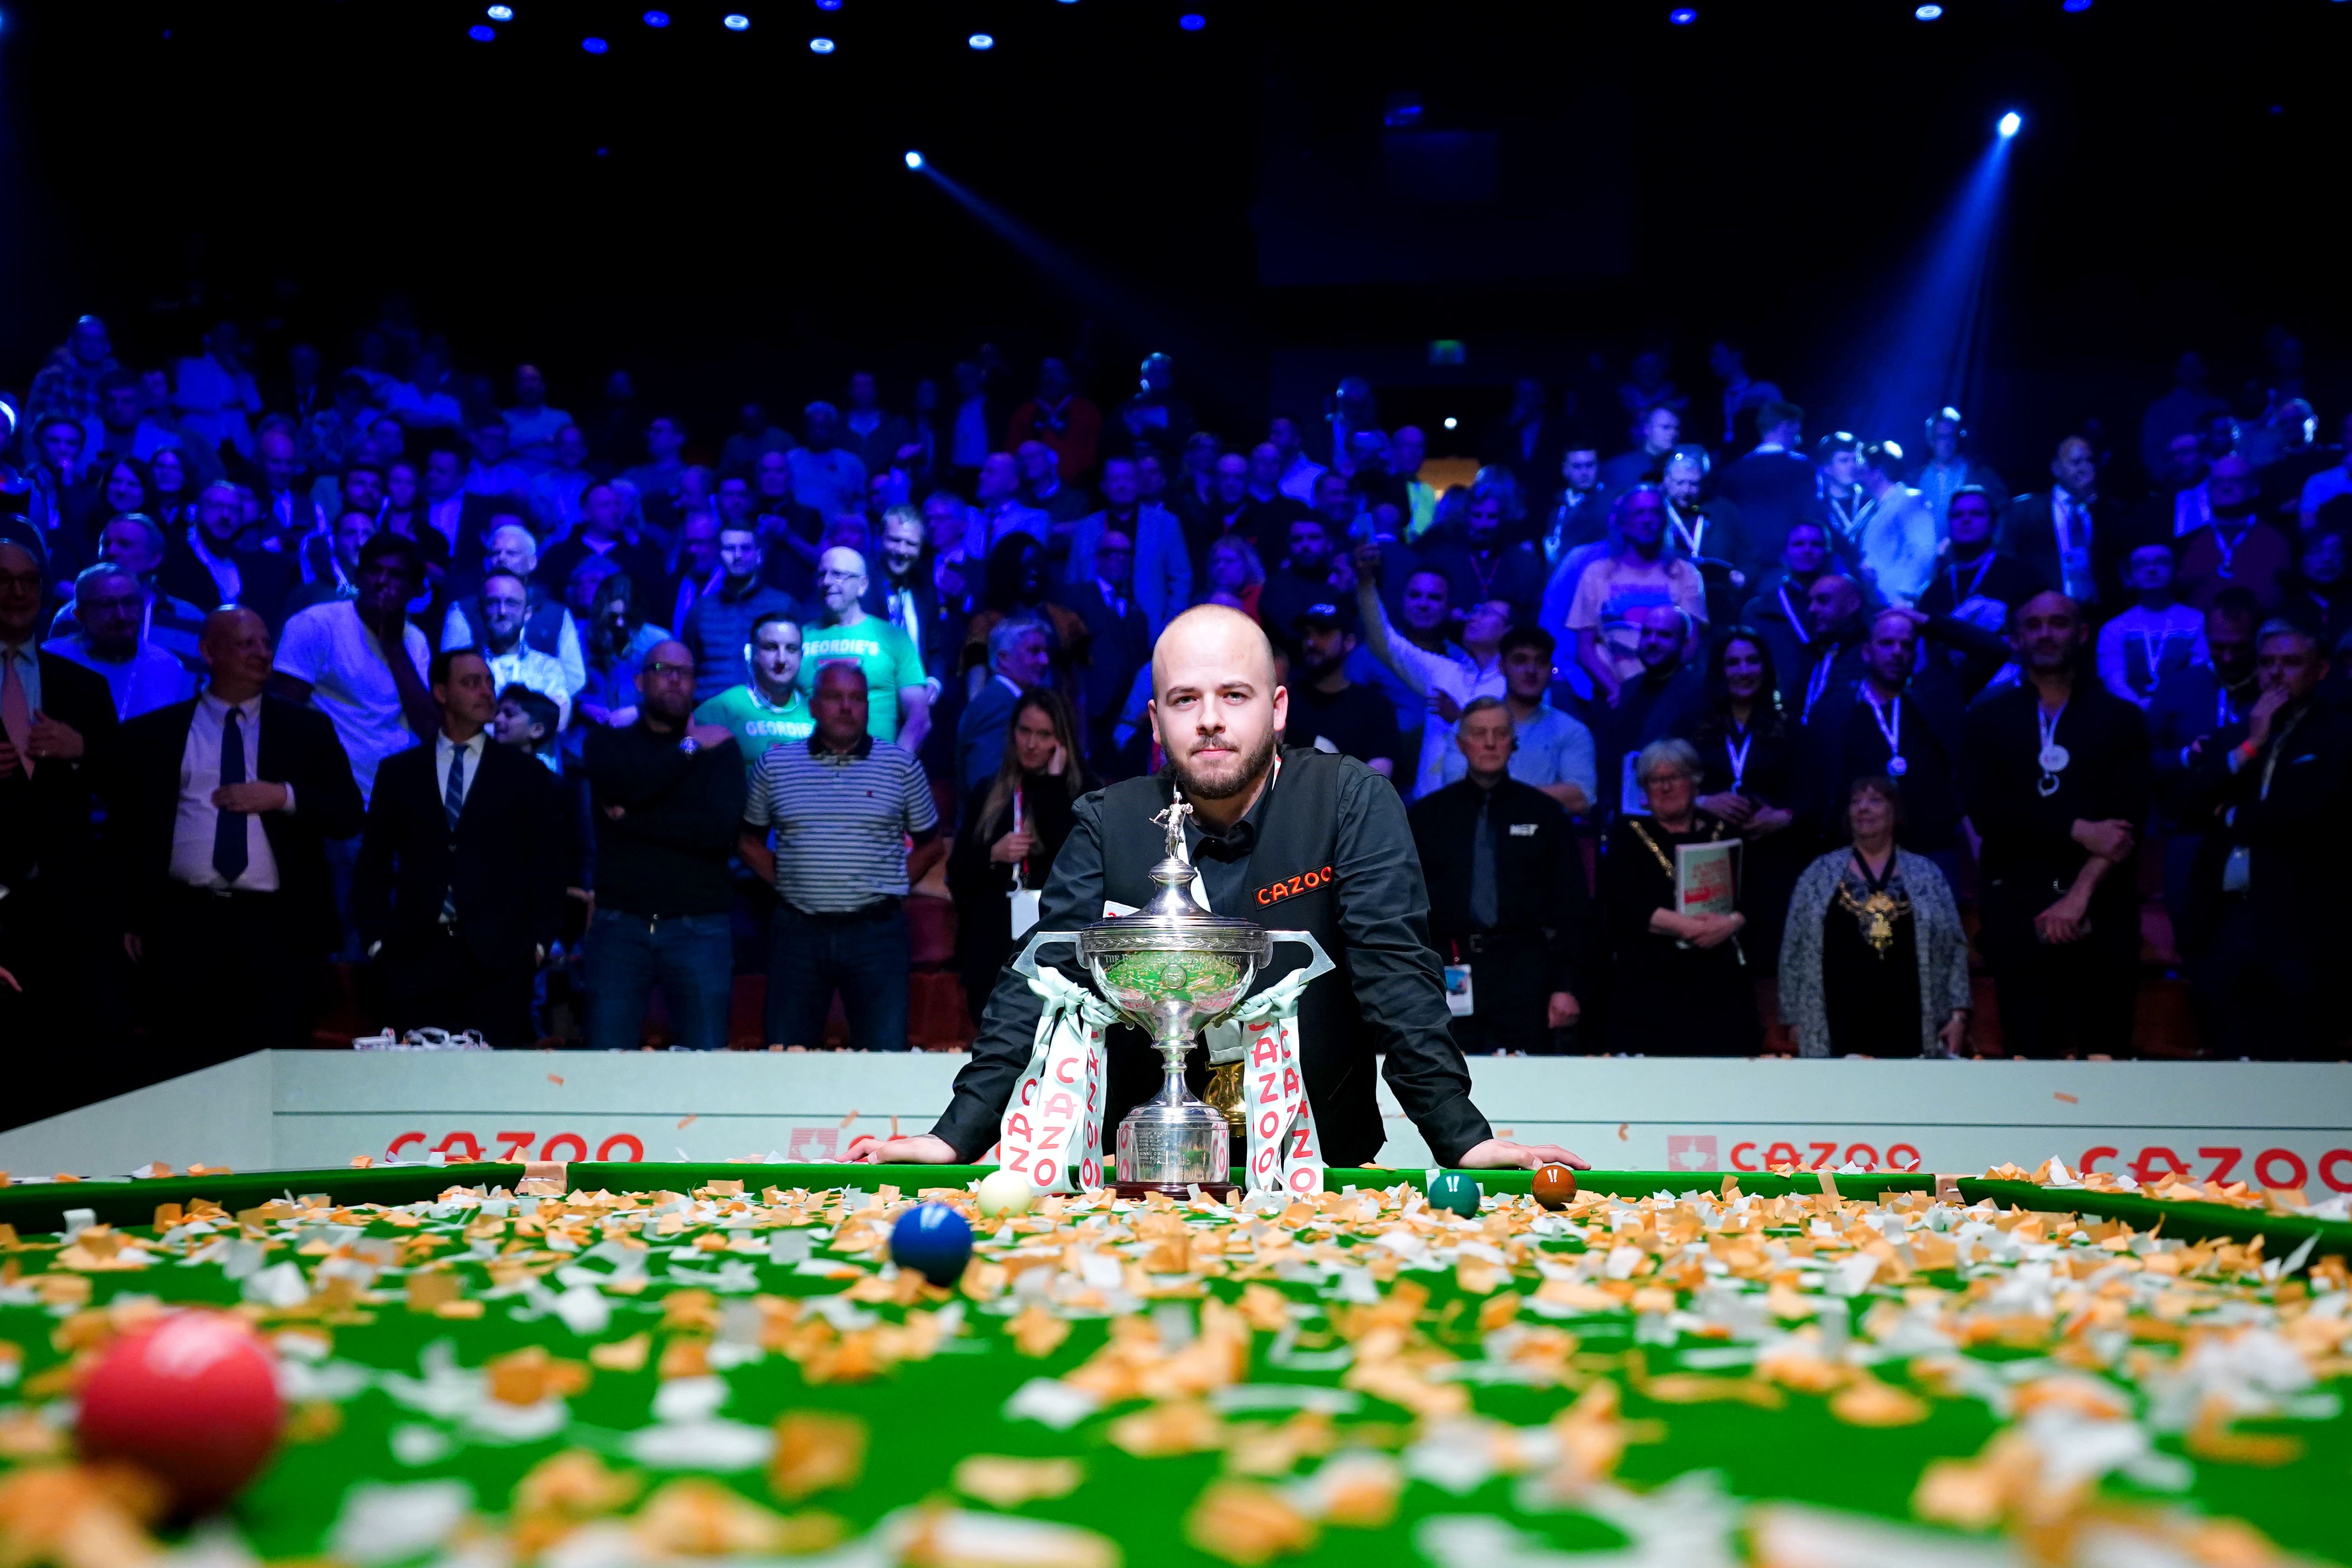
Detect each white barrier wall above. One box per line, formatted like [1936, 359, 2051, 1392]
[2, 1051, 2348, 1189]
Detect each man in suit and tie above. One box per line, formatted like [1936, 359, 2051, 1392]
[109, 605, 366, 1069]
[956, 614, 1052, 795]
[1057, 527, 1154, 774]
[2004, 435, 2127, 616]
[157, 481, 299, 629]
[0, 526, 122, 1123]
[355, 647, 564, 1047]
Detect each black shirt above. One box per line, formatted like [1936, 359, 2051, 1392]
[1284, 681, 1403, 774]
[1959, 679, 2151, 909]
[582, 721, 746, 917]
[1408, 775, 1592, 995]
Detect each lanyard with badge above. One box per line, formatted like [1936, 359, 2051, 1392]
[1865, 692, 1907, 776]
[1007, 784, 1041, 939]
[2223, 707, 2308, 892]
[1726, 723, 1753, 793]
[1778, 581, 1811, 647]
[2036, 701, 2070, 798]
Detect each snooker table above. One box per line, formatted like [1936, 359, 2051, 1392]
[0, 1161, 2345, 1568]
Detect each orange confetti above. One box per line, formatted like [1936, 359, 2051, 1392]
[839, 1109, 861, 1129]
[548, 1074, 566, 1086]
[1617, 1123, 1629, 1141]
[677, 1114, 698, 1129]
[2053, 1092, 2078, 1104]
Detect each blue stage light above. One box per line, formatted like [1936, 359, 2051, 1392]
[468, 23, 496, 41]
[487, 4, 513, 19]
[815, 0, 842, 8]
[1998, 111, 2022, 138]
[968, 32, 994, 49]
[1179, 13, 1206, 30]
[1669, 7, 1697, 23]
[724, 13, 749, 29]
[2062, 0, 2091, 10]
[582, 35, 608, 53]
[810, 35, 835, 52]
[1915, 3, 1944, 18]
[905, 151, 925, 170]
[643, 11, 669, 27]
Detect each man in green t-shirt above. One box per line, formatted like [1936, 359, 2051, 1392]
[799, 546, 931, 748]
[692, 611, 813, 775]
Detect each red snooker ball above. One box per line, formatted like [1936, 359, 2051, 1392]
[1532, 1163, 1578, 1210]
[78, 1311, 284, 1512]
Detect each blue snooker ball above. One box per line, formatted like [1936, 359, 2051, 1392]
[1427, 1172, 1482, 1217]
[890, 1202, 974, 1287]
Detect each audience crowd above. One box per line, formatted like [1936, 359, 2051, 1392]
[3, 312, 2347, 1119]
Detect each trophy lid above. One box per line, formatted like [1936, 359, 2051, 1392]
[1078, 784, 1270, 960]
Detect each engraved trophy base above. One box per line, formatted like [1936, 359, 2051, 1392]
[1113, 1178, 1241, 1202]
[1113, 1048, 1232, 1199]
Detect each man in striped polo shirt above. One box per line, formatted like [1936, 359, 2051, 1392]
[739, 661, 940, 1049]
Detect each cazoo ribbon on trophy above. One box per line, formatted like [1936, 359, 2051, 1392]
[1222, 966, 1324, 1196]
[993, 965, 1117, 1194]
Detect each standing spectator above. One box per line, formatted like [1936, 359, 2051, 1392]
[538, 481, 666, 607]
[1063, 455, 1190, 636]
[1243, 442, 1311, 545]
[1006, 357, 1101, 482]
[86, 369, 181, 468]
[1110, 352, 1193, 458]
[1542, 443, 1611, 570]
[580, 641, 744, 1051]
[1778, 774, 1972, 1058]
[418, 442, 494, 565]
[1566, 487, 1707, 703]
[530, 425, 597, 538]
[1203, 535, 1267, 621]
[1599, 739, 1759, 1054]
[2176, 454, 2293, 612]
[382, 348, 462, 430]
[461, 415, 533, 504]
[663, 511, 724, 638]
[283, 511, 381, 621]
[2176, 621, 2349, 1058]
[1410, 697, 1592, 1055]
[1737, 519, 1834, 714]
[719, 401, 795, 474]
[788, 403, 869, 522]
[1908, 407, 2005, 535]
[682, 525, 799, 703]
[455, 571, 573, 728]
[956, 614, 1051, 794]
[739, 663, 939, 1050]
[1808, 431, 1868, 556]
[864, 506, 950, 696]
[1849, 440, 1938, 604]
[1660, 451, 1747, 627]
[962, 451, 1051, 561]
[1059, 528, 1153, 771]
[172, 322, 263, 462]
[1599, 405, 1681, 495]
[1721, 400, 1806, 583]
[1351, 540, 1509, 800]
[1437, 625, 1594, 811]
[2097, 540, 2205, 708]
[799, 547, 929, 748]
[1706, 341, 1780, 449]
[1915, 486, 2043, 638]
[493, 684, 563, 773]
[2279, 527, 2350, 651]
[1269, 413, 1326, 504]
[110, 606, 363, 1065]
[1422, 488, 1548, 627]
[0, 528, 119, 1108]
[620, 414, 690, 529]
[1257, 515, 1350, 658]
[44, 563, 195, 720]
[2005, 435, 2125, 614]
[355, 648, 564, 1047]
[442, 522, 588, 694]
[1016, 440, 1091, 530]
[1681, 629, 1800, 963]
[2295, 411, 2352, 534]
[1595, 603, 1707, 817]
[2140, 352, 2228, 481]
[948, 689, 1089, 1023]
[1794, 573, 1870, 725]
[1958, 591, 2151, 1059]
[70, 514, 206, 666]
[569, 565, 668, 770]
[2147, 590, 2259, 948]
[1392, 426, 1438, 540]
[26, 315, 118, 427]
[960, 536, 1089, 698]
[1282, 603, 1402, 779]
[159, 480, 299, 626]
[841, 373, 915, 484]
[1799, 607, 1968, 874]
[502, 365, 573, 473]
[20, 415, 87, 548]
[270, 531, 437, 804]
[694, 612, 811, 774]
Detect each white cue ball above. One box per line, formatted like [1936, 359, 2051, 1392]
[976, 1168, 1037, 1218]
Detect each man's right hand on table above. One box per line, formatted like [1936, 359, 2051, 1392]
[848, 1133, 958, 1163]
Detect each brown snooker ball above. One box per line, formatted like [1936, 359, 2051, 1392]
[1531, 1163, 1577, 1210]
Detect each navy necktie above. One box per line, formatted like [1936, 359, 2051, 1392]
[441, 743, 467, 923]
[1470, 792, 1499, 930]
[212, 706, 248, 885]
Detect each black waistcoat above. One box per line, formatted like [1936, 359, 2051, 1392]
[1089, 748, 1385, 1165]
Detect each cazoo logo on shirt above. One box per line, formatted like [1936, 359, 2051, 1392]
[1255, 866, 1336, 906]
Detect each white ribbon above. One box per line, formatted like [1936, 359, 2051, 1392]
[1227, 967, 1325, 1197]
[995, 966, 1118, 1194]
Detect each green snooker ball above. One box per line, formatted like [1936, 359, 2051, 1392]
[1427, 1172, 1481, 1217]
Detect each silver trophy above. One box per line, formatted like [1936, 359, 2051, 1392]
[1011, 785, 1330, 1195]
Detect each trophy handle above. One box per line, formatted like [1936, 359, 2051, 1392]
[1010, 930, 1084, 981]
[1263, 929, 1336, 988]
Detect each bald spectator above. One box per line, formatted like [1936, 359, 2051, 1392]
[800, 546, 929, 749]
[47, 513, 207, 667]
[44, 563, 196, 720]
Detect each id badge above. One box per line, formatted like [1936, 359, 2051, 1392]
[1008, 888, 1042, 940]
[1444, 962, 1475, 1017]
